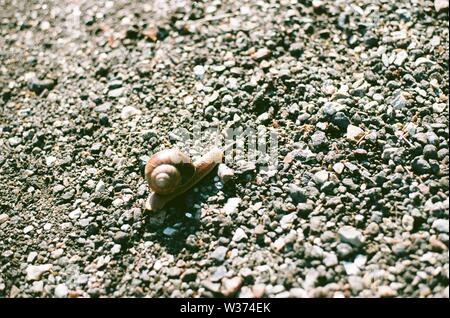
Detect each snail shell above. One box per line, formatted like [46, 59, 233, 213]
[144, 148, 195, 195]
[144, 147, 224, 211]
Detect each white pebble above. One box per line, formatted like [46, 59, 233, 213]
[193, 65, 205, 79]
[95, 180, 106, 193]
[27, 251, 38, 263]
[323, 253, 338, 267]
[232, 228, 248, 242]
[54, 284, 68, 298]
[121, 106, 142, 120]
[435, 0, 449, 12]
[223, 197, 241, 215]
[51, 249, 64, 259]
[342, 262, 359, 275]
[402, 214, 414, 232]
[111, 244, 121, 255]
[346, 125, 365, 141]
[338, 226, 364, 246]
[414, 57, 434, 67]
[40, 21, 51, 31]
[68, 208, 81, 220]
[333, 162, 345, 174]
[280, 213, 297, 229]
[432, 219, 449, 233]
[272, 237, 286, 251]
[394, 50, 408, 66]
[43, 223, 52, 231]
[218, 164, 235, 183]
[26, 264, 52, 281]
[31, 281, 44, 293]
[23, 225, 34, 234]
[0, 213, 9, 224]
[45, 156, 57, 167]
[313, 170, 329, 185]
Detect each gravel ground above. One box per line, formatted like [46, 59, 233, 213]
[0, 0, 449, 298]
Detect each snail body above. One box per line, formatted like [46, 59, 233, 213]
[144, 147, 224, 211]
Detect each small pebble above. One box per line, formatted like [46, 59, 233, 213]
[54, 284, 68, 298]
[218, 164, 235, 183]
[223, 197, 241, 215]
[346, 125, 365, 141]
[210, 246, 228, 262]
[221, 276, 243, 296]
[121, 106, 141, 120]
[338, 226, 364, 247]
[0, 213, 9, 224]
[232, 228, 248, 242]
[432, 219, 449, 233]
[313, 170, 329, 185]
[26, 264, 52, 281]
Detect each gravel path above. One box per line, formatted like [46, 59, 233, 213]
[0, 0, 448, 298]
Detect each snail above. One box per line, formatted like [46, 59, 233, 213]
[144, 147, 227, 211]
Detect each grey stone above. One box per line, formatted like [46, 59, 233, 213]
[322, 102, 343, 116]
[391, 91, 408, 110]
[210, 246, 228, 262]
[113, 231, 129, 244]
[27, 77, 55, 94]
[182, 269, 197, 282]
[95, 180, 106, 193]
[288, 184, 307, 203]
[411, 157, 431, 175]
[323, 253, 338, 268]
[297, 203, 314, 215]
[68, 208, 81, 220]
[432, 219, 449, 233]
[332, 112, 350, 130]
[423, 144, 438, 160]
[338, 226, 364, 247]
[313, 170, 329, 185]
[289, 42, 303, 57]
[310, 131, 328, 150]
[8, 137, 22, 147]
[163, 227, 177, 236]
[210, 266, 227, 282]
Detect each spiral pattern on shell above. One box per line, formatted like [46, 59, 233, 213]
[144, 148, 195, 195]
